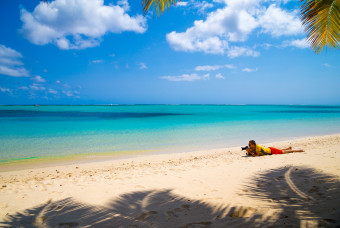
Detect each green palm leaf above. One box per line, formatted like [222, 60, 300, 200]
[300, 0, 340, 53]
[142, 0, 179, 16]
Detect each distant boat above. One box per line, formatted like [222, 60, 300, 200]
[34, 105, 39, 107]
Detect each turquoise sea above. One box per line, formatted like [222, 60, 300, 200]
[1, 105, 340, 163]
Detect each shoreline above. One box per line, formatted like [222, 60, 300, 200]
[1, 134, 340, 226]
[0, 149, 157, 173]
[1, 132, 340, 173]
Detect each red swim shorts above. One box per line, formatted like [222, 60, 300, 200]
[268, 147, 283, 154]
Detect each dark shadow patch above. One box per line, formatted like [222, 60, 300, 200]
[242, 166, 340, 227]
[0, 110, 191, 120]
[0, 189, 270, 227]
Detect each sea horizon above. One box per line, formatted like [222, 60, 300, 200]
[1, 104, 340, 105]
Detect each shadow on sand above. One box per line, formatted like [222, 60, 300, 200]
[242, 166, 340, 227]
[1, 166, 340, 227]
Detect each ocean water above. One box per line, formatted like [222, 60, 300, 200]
[1, 105, 340, 162]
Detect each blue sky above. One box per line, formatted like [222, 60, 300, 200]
[0, 0, 339, 105]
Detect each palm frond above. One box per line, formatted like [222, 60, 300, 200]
[300, 0, 340, 53]
[142, 0, 179, 16]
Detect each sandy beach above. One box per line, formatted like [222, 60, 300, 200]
[1, 134, 340, 227]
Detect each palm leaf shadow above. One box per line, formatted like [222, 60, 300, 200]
[0, 189, 262, 227]
[242, 166, 340, 227]
[2, 166, 340, 227]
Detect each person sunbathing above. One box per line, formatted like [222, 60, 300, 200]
[245, 140, 304, 156]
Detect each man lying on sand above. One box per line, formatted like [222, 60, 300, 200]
[246, 140, 304, 156]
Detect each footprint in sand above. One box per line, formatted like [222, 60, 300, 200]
[165, 204, 191, 220]
[308, 185, 323, 197]
[274, 176, 284, 181]
[228, 207, 256, 218]
[57, 222, 79, 227]
[135, 211, 158, 221]
[181, 204, 190, 209]
[134, 185, 146, 189]
[16, 194, 26, 199]
[166, 210, 177, 220]
[181, 221, 212, 228]
[38, 186, 47, 192]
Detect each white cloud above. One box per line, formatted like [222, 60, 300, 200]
[277, 0, 295, 3]
[32, 75, 46, 82]
[282, 38, 310, 49]
[0, 45, 22, 58]
[62, 90, 76, 96]
[62, 91, 73, 96]
[18, 86, 29, 90]
[91, 60, 103, 64]
[0, 66, 30, 77]
[176, 1, 188, 6]
[258, 4, 302, 37]
[193, 1, 214, 13]
[48, 88, 58, 94]
[56, 80, 61, 83]
[255, 43, 273, 50]
[212, 0, 224, 3]
[242, 67, 258, 72]
[195, 64, 236, 71]
[138, 62, 147, 69]
[117, 0, 130, 11]
[30, 83, 46, 90]
[0, 87, 12, 93]
[166, 1, 259, 54]
[176, 1, 213, 13]
[0, 57, 23, 66]
[323, 63, 331, 67]
[167, 31, 228, 54]
[20, 0, 147, 50]
[0, 44, 29, 77]
[202, 73, 210, 80]
[216, 73, 225, 79]
[227, 46, 260, 58]
[166, 1, 303, 56]
[195, 65, 223, 71]
[225, 64, 236, 69]
[160, 73, 210, 81]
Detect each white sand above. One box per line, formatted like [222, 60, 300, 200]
[1, 134, 340, 227]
